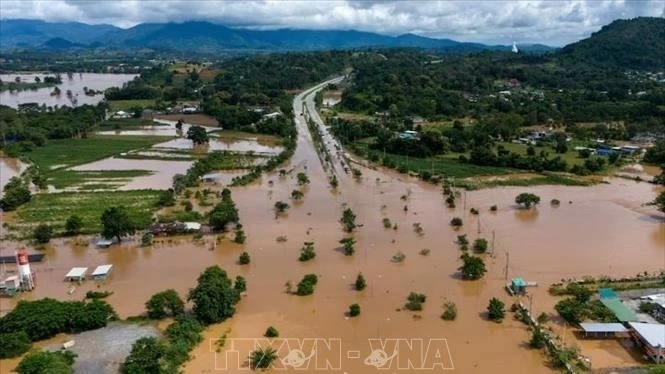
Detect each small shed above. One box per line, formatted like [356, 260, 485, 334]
[580, 323, 629, 338]
[511, 277, 527, 294]
[183, 222, 201, 232]
[65, 267, 88, 282]
[91, 265, 113, 280]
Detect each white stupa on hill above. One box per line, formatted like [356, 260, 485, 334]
[512, 41, 519, 53]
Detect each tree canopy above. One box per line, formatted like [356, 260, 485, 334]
[188, 266, 241, 325]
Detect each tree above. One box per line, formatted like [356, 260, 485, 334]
[441, 301, 457, 321]
[329, 175, 339, 188]
[473, 238, 488, 253]
[186, 125, 209, 145]
[238, 251, 251, 265]
[32, 224, 53, 244]
[234, 276, 247, 293]
[339, 237, 356, 256]
[0, 331, 31, 359]
[450, 217, 463, 228]
[274, 201, 290, 215]
[457, 234, 469, 250]
[121, 337, 168, 374]
[405, 292, 427, 311]
[209, 192, 239, 231]
[234, 229, 246, 244]
[250, 347, 278, 370]
[296, 172, 310, 185]
[296, 274, 318, 296]
[16, 350, 76, 374]
[264, 326, 279, 338]
[172, 174, 187, 195]
[348, 303, 361, 317]
[529, 328, 548, 349]
[487, 298, 505, 322]
[298, 241, 316, 261]
[340, 208, 357, 232]
[100, 206, 135, 242]
[64, 215, 83, 236]
[458, 253, 487, 280]
[290, 190, 304, 200]
[515, 193, 541, 208]
[354, 273, 367, 291]
[0, 177, 31, 211]
[188, 266, 241, 325]
[145, 289, 184, 319]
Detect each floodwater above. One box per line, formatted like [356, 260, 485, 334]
[154, 137, 283, 156]
[97, 119, 217, 137]
[0, 157, 27, 196]
[0, 73, 137, 108]
[1, 79, 664, 373]
[69, 157, 192, 190]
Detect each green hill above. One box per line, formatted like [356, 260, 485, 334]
[559, 17, 665, 70]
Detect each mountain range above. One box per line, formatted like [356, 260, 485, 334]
[0, 19, 553, 53]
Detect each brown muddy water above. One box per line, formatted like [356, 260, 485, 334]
[0, 73, 137, 109]
[154, 137, 283, 156]
[97, 119, 218, 137]
[1, 81, 664, 373]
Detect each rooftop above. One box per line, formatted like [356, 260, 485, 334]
[92, 264, 113, 277]
[65, 267, 88, 279]
[629, 322, 665, 348]
[580, 323, 628, 333]
[601, 298, 639, 322]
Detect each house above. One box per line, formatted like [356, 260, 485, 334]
[620, 145, 641, 155]
[113, 111, 130, 119]
[595, 148, 615, 156]
[399, 130, 419, 140]
[182, 106, 198, 114]
[263, 112, 282, 119]
[64, 267, 88, 282]
[628, 322, 665, 363]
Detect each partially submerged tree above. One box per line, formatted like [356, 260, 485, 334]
[441, 301, 457, 321]
[450, 217, 463, 228]
[296, 274, 318, 296]
[238, 251, 251, 265]
[405, 292, 427, 311]
[515, 193, 541, 209]
[274, 201, 290, 215]
[100, 206, 135, 242]
[348, 303, 361, 317]
[340, 208, 357, 232]
[290, 190, 304, 200]
[473, 238, 488, 253]
[264, 326, 279, 338]
[188, 266, 241, 324]
[354, 273, 367, 291]
[250, 347, 278, 370]
[296, 172, 310, 186]
[298, 242, 316, 261]
[487, 297, 506, 322]
[458, 253, 487, 280]
[145, 289, 184, 319]
[339, 237, 356, 256]
[186, 125, 209, 145]
[64, 215, 83, 236]
[32, 224, 53, 244]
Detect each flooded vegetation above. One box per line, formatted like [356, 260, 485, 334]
[0, 73, 137, 108]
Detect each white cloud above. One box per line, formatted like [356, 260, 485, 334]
[1, 0, 663, 45]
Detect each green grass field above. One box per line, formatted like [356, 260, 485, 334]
[14, 190, 162, 235]
[99, 118, 159, 130]
[47, 169, 154, 189]
[107, 99, 157, 111]
[24, 135, 170, 171]
[497, 141, 587, 166]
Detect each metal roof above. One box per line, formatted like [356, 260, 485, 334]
[511, 277, 527, 287]
[601, 298, 638, 322]
[580, 323, 628, 333]
[599, 288, 618, 299]
[92, 265, 113, 277]
[65, 267, 88, 278]
[629, 322, 665, 348]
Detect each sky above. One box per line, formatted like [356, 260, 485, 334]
[1, 0, 664, 45]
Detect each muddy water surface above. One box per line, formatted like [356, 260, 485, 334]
[70, 157, 192, 190]
[154, 137, 283, 155]
[1, 82, 664, 374]
[0, 157, 27, 196]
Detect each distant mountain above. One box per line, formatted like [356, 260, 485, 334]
[0, 19, 556, 53]
[0, 19, 119, 49]
[559, 17, 665, 69]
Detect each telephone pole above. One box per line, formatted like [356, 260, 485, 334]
[504, 249, 510, 283]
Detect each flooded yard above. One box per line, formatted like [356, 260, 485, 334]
[0, 73, 137, 109]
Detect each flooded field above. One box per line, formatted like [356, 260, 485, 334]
[97, 118, 218, 137]
[154, 137, 283, 156]
[0, 157, 28, 196]
[1, 80, 663, 373]
[70, 157, 192, 190]
[0, 73, 137, 108]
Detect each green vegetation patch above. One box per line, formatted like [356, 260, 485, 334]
[23, 135, 170, 171]
[48, 169, 153, 189]
[99, 118, 161, 130]
[15, 190, 162, 235]
[107, 99, 158, 111]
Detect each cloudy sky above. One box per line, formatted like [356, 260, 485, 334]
[1, 0, 663, 45]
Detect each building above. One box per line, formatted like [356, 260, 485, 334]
[628, 322, 665, 363]
[91, 265, 113, 280]
[599, 288, 639, 322]
[579, 323, 629, 338]
[65, 267, 88, 282]
[399, 130, 419, 140]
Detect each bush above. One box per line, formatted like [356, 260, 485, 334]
[450, 217, 463, 227]
[515, 193, 541, 208]
[405, 292, 427, 311]
[473, 238, 488, 253]
[550, 199, 560, 206]
[16, 350, 76, 374]
[234, 229, 246, 244]
[264, 326, 279, 338]
[32, 224, 53, 244]
[470, 208, 479, 215]
[238, 251, 251, 265]
[487, 298, 505, 322]
[355, 273, 367, 291]
[441, 301, 457, 321]
[382, 218, 392, 228]
[64, 215, 83, 236]
[145, 289, 184, 319]
[348, 303, 361, 317]
[298, 242, 316, 261]
[490, 205, 498, 212]
[296, 274, 318, 296]
[0, 331, 32, 359]
[457, 234, 469, 250]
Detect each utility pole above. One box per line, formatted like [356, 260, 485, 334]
[463, 191, 467, 211]
[491, 230, 496, 256]
[504, 249, 510, 283]
[477, 215, 481, 235]
[527, 294, 534, 316]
